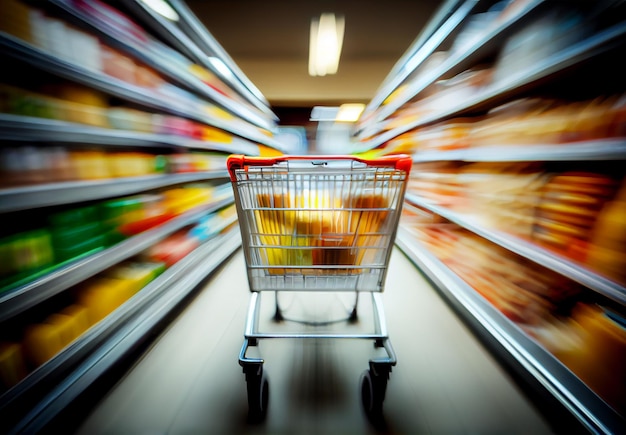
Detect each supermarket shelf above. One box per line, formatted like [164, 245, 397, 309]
[394, 226, 625, 435]
[0, 196, 234, 323]
[360, 0, 474, 122]
[0, 113, 263, 155]
[119, 0, 275, 120]
[356, 0, 543, 140]
[0, 171, 229, 214]
[412, 138, 626, 162]
[372, 0, 543, 127]
[0, 32, 281, 149]
[0, 226, 241, 434]
[47, 0, 275, 133]
[167, 0, 272, 114]
[356, 20, 626, 152]
[404, 193, 626, 305]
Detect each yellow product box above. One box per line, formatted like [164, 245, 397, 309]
[44, 313, 81, 348]
[22, 323, 64, 367]
[201, 125, 232, 143]
[51, 84, 109, 107]
[162, 187, 212, 215]
[258, 145, 283, 157]
[104, 261, 165, 297]
[60, 100, 110, 128]
[0, 0, 34, 43]
[59, 304, 91, 339]
[109, 153, 155, 178]
[205, 105, 234, 121]
[0, 342, 27, 390]
[70, 150, 111, 180]
[75, 276, 132, 325]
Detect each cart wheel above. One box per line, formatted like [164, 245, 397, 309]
[246, 369, 269, 423]
[360, 369, 386, 419]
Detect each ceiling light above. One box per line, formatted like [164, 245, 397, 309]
[309, 13, 345, 77]
[310, 106, 340, 122]
[335, 103, 365, 122]
[310, 104, 365, 123]
[138, 0, 179, 21]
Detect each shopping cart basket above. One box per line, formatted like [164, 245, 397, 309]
[227, 154, 412, 422]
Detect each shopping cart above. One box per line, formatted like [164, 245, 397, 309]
[227, 154, 412, 422]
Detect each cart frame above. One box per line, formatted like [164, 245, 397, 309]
[227, 154, 412, 422]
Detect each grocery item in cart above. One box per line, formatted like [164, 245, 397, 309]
[230, 155, 408, 282]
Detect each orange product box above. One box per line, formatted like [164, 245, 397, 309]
[101, 45, 137, 85]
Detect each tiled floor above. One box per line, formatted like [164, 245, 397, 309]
[74, 248, 558, 434]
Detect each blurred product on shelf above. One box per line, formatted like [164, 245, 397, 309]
[471, 96, 626, 147]
[492, 6, 589, 86]
[401, 205, 626, 415]
[384, 94, 626, 155]
[168, 152, 228, 173]
[533, 172, 620, 262]
[0, 342, 28, 389]
[406, 163, 625, 285]
[146, 204, 236, 267]
[406, 162, 466, 208]
[75, 261, 166, 325]
[101, 45, 164, 89]
[402, 204, 582, 325]
[0, 183, 224, 293]
[0, 145, 231, 188]
[0, 0, 275, 142]
[533, 303, 626, 416]
[0, 82, 254, 143]
[49, 203, 108, 262]
[459, 162, 547, 238]
[0, 205, 236, 392]
[0, 229, 55, 292]
[146, 229, 200, 268]
[585, 179, 626, 286]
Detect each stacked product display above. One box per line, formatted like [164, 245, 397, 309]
[0, 0, 281, 432]
[355, 0, 625, 433]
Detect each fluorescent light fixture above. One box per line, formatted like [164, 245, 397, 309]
[138, 0, 179, 21]
[309, 13, 345, 77]
[335, 103, 365, 122]
[310, 106, 340, 122]
[310, 104, 365, 123]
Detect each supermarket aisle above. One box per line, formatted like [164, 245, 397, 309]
[74, 248, 557, 434]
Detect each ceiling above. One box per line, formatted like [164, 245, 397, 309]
[185, 0, 443, 109]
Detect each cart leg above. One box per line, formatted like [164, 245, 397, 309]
[239, 338, 269, 423]
[244, 363, 269, 423]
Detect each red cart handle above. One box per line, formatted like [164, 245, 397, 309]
[227, 154, 412, 181]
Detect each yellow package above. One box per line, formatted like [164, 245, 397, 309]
[22, 323, 64, 367]
[0, 342, 27, 390]
[75, 277, 131, 325]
